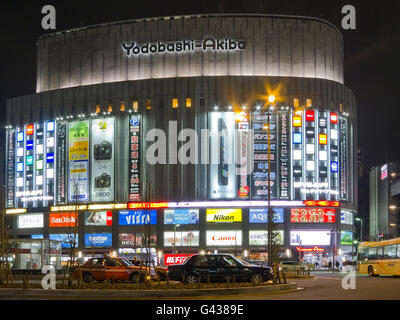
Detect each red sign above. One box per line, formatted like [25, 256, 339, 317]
[291, 208, 336, 223]
[296, 246, 325, 252]
[49, 212, 78, 227]
[303, 200, 340, 207]
[164, 254, 195, 266]
[26, 124, 34, 135]
[128, 202, 168, 209]
[330, 113, 338, 124]
[305, 111, 315, 122]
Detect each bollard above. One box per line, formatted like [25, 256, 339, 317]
[112, 275, 116, 287]
[226, 276, 231, 288]
[136, 273, 140, 290]
[166, 274, 170, 290]
[232, 275, 236, 285]
[197, 275, 201, 289]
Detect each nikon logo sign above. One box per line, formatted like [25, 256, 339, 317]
[122, 37, 246, 56]
[206, 209, 242, 223]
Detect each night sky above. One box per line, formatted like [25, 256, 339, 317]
[1, 0, 399, 173]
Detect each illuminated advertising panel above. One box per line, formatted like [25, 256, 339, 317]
[206, 230, 242, 246]
[279, 111, 290, 199]
[85, 233, 112, 248]
[68, 120, 89, 202]
[56, 121, 67, 204]
[290, 231, 331, 246]
[164, 231, 200, 247]
[85, 211, 113, 226]
[341, 231, 353, 245]
[129, 115, 141, 201]
[249, 230, 284, 245]
[164, 254, 196, 266]
[290, 208, 336, 223]
[164, 209, 199, 225]
[339, 117, 348, 200]
[18, 214, 44, 229]
[209, 112, 236, 199]
[249, 208, 284, 223]
[252, 112, 277, 199]
[6, 129, 15, 208]
[236, 112, 251, 199]
[49, 234, 79, 249]
[206, 208, 242, 223]
[49, 212, 78, 227]
[381, 164, 388, 181]
[118, 233, 145, 248]
[119, 210, 157, 225]
[340, 210, 353, 225]
[91, 117, 115, 202]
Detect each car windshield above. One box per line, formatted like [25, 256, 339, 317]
[229, 255, 251, 266]
[119, 258, 133, 266]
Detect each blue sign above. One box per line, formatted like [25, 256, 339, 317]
[47, 153, 55, 163]
[47, 121, 55, 132]
[17, 132, 24, 142]
[50, 234, 79, 248]
[293, 132, 302, 144]
[17, 162, 24, 172]
[119, 210, 157, 225]
[85, 233, 112, 248]
[249, 208, 284, 223]
[164, 209, 199, 225]
[31, 234, 43, 239]
[26, 141, 34, 150]
[331, 161, 338, 173]
[130, 116, 140, 126]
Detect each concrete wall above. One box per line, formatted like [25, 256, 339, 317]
[36, 14, 344, 92]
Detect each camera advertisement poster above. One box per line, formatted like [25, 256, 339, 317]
[91, 117, 115, 202]
[68, 120, 89, 202]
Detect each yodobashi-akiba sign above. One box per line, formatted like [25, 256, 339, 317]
[164, 254, 196, 266]
[206, 231, 242, 246]
[85, 233, 112, 248]
[206, 209, 242, 223]
[249, 208, 284, 223]
[119, 210, 157, 225]
[290, 208, 336, 223]
[6, 129, 15, 208]
[122, 38, 246, 56]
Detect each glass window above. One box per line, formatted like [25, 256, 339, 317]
[193, 255, 208, 267]
[367, 247, 377, 260]
[397, 245, 400, 259]
[358, 248, 367, 261]
[377, 247, 384, 260]
[220, 255, 239, 267]
[384, 245, 397, 259]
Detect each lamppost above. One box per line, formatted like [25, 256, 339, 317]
[173, 224, 180, 263]
[266, 94, 275, 268]
[355, 217, 363, 242]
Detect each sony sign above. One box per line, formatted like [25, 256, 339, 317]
[122, 37, 246, 56]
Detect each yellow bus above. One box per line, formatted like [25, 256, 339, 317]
[357, 238, 400, 276]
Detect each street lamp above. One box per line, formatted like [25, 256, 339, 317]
[173, 224, 181, 263]
[355, 217, 363, 242]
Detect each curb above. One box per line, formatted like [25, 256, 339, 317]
[285, 275, 315, 279]
[0, 283, 297, 299]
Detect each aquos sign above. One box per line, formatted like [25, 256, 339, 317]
[249, 208, 284, 223]
[122, 37, 246, 56]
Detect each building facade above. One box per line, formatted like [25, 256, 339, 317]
[4, 14, 357, 268]
[369, 162, 400, 241]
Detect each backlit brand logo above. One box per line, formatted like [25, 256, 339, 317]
[211, 235, 237, 241]
[123, 37, 246, 56]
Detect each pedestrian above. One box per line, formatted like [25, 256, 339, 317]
[328, 261, 332, 269]
[335, 260, 340, 270]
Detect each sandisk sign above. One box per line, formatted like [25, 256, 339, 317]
[164, 254, 195, 266]
[206, 230, 242, 246]
[49, 212, 78, 227]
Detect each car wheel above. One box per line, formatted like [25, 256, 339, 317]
[83, 273, 93, 283]
[368, 266, 377, 277]
[130, 273, 140, 283]
[185, 274, 198, 284]
[251, 274, 262, 284]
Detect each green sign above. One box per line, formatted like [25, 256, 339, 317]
[341, 231, 353, 245]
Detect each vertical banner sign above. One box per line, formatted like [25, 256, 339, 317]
[209, 112, 236, 199]
[279, 112, 290, 199]
[129, 115, 141, 201]
[339, 118, 347, 200]
[251, 112, 277, 199]
[6, 129, 15, 208]
[68, 120, 89, 202]
[56, 121, 67, 204]
[91, 117, 115, 202]
[236, 112, 250, 199]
